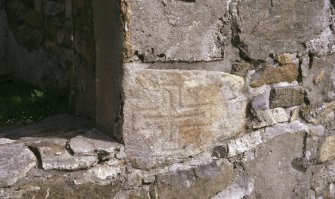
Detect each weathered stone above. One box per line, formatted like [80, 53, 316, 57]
[300, 101, 335, 126]
[237, 0, 327, 60]
[114, 186, 151, 199]
[0, 143, 36, 187]
[232, 62, 252, 77]
[123, 0, 230, 61]
[275, 53, 293, 65]
[211, 172, 254, 199]
[270, 85, 304, 108]
[27, 138, 97, 171]
[123, 66, 247, 169]
[302, 55, 335, 106]
[252, 108, 289, 129]
[155, 160, 234, 199]
[16, 24, 43, 50]
[307, 27, 335, 56]
[244, 133, 305, 199]
[69, 129, 123, 159]
[319, 136, 335, 163]
[250, 64, 298, 88]
[251, 86, 270, 111]
[15, 176, 123, 199]
[228, 130, 263, 158]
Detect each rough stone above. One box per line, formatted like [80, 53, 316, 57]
[275, 53, 293, 65]
[27, 138, 97, 171]
[270, 84, 305, 108]
[302, 55, 335, 106]
[7, 176, 123, 199]
[251, 86, 271, 111]
[0, 143, 36, 187]
[123, 66, 247, 169]
[69, 129, 123, 159]
[250, 64, 298, 88]
[154, 160, 234, 199]
[123, 0, 230, 61]
[252, 108, 289, 129]
[211, 171, 254, 199]
[44, 0, 64, 16]
[232, 62, 252, 77]
[319, 136, 335, 163]
[228, 130, 263, 158]
[237, 0, 327, 60]
[300, 101, 335, 126]
[244, 133, 305, 199]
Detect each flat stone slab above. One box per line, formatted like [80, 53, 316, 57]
[27, 138, 97, 171]
[0, 143, 36, 187]
[123, 66, 247, 169]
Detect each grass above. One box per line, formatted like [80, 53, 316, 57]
[0, 80, 68, 128]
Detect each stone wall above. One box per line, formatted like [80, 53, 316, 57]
[1, 0, 335, 198]
[4, 0, 73, 91]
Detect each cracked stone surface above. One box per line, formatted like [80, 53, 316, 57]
[0, 143, 36, 187]
[123, 65, 247, 169]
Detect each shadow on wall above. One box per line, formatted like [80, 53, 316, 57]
[0, 0, 124, 141]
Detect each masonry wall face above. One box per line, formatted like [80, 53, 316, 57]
[1, 0, 335, 198]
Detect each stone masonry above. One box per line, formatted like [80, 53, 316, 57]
[1, 0, 335, 198]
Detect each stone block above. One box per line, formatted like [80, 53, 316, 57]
[0, 143, 36, 187]
[302, 55, 335, 106]
[244, 133, 305, 199]
[154, 160, 234, 199]
[237, 0, 327, 60]
[250, 64, 298, 88]
[270, 85, 304, 108]
[252, 108, 289, 129]
[319, 136, 335, 163]
[123, 65, 247, 169]
[123, 0, 229, 61]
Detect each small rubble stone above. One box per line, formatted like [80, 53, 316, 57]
[250, 64, 298, 88]
[155, 160, 234, 199]
[232, 62, 252, 76]
[252, 108, 289, 129]
[319, 136, 335, 163]
[270, 85, 304, 108]
[275, 53, 293, 65]
[0, 143, 36, 187]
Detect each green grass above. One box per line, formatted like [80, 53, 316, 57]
[0, 80, 68, 127]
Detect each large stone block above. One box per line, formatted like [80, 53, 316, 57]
[237, 0, 327, 60]
[123, 65, 247, 169]
[122, 0, 229, 62]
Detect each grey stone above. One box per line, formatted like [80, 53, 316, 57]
[244, 133, 306, 199]
[154, 160, 234, 199]
[123, 65, 247, 169]
[69, 129, 123, 159]
[0, 143, 36, 187]
[252, 108, 289, 129]
[307, 27, 335, 56]
[302, 55, 335, 107]
[123, 0, 230, 61]
[27, 138, 97, 171]
[228, 130, 264, 158]
[251, 86, 270, 111]
[237, 0, 327, 60]
[211, 171, 254, 199]
[270, 85, 305, 108]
